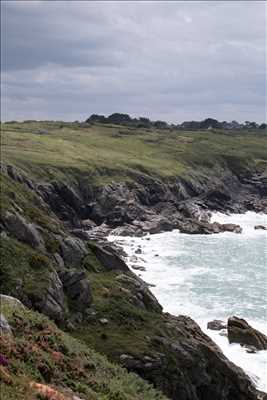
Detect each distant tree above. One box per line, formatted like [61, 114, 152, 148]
[245, 121, 258, 129]
[107, 113, 132, 124]
[199, 118, 221, 129]
[259, 123, 267, 130]
[138, 117, 151, 128]
[86, 114, 106, 123]
[154, 120, 168, 129]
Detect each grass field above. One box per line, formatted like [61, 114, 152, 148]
[1, 121, 266, 184]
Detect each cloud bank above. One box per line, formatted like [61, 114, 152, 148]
[1, 1, 266, 122]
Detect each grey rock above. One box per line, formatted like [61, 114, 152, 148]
[115, 274, 162, 313]
[207, 320, 227, 331]
[0, 294, 25, 310]
[89, 242, 129, 272]
[3, 212, 45, 250]
[53, 253, 65, 268]
[81, 219, 97, 230]
[0, 313, 12, 334]
[228, 316, 267, 350]
[58, 270, 92, 310]
[99, 318, 109, 325]
[60, 236, 87, 267]
[38, 271, 65, 323]
[254, 225, 267, 230]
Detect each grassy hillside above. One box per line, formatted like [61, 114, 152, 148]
[1, 301, 167, 400]
[1, 121, 267, 184]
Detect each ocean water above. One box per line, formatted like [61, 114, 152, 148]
[109, 212, 267, 392]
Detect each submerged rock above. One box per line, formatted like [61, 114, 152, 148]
[227, 316, 267, 350]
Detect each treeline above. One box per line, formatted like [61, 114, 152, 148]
[86, 113, 266, 131]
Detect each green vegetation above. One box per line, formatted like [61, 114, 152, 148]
[1, 121, 266, 185]
[0, 237, 53, 303]
[1, 302, 168, 400]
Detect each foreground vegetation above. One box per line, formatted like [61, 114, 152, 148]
[1, 301, 167, 400]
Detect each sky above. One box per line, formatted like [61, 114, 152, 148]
[1, 0, 266, 123]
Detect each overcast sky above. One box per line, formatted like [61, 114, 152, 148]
[1, 1, 266, 123]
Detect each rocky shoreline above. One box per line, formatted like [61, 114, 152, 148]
[1, 162, 267, 399]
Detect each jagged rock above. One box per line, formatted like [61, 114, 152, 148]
[137, 215, 173, 234]
[59, 236, 87, 267]
[89, 242, 129, 272]
[58, 270, 92, 310]
[54, 253, 65, 268]
[120, 313, 260, 400]
[81, 219, 97, 230]
[36, 271, 65, 323]
[70, 229, 91, 240]
[227, 316, 267, 350]
[254, 225, 267, 230]
[3, 212, 45, 250]
[115, 274, 162, 313]
[178, 219, 242, 235]
[0, 314, 12, 334]
[219, 223, 243, 233]
[207, 320, 227, 331]
[4, 164, 35, 190]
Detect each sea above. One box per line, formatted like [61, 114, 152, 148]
[109, 211, 267, 392]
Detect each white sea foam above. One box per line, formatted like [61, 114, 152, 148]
[108, 211, 267, 392]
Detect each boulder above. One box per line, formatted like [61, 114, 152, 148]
[207, 320, 227, 331]
[220, 223, 242, 234]
[89, 242, 129, 272]
[254, 225, 267, 230]
[58, 270, 92, 310]
[3, 212, 45, 250]
[60, 236, 87, 267]
[227, 316, 267, 350]
[0, 294, 25, 310]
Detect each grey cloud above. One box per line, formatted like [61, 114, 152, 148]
[1, 0, 266, 122]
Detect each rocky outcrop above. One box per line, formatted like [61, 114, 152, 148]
[115, 273, 162, 313]
[59, 236, 88, 268]
[227, 316, 267, 350]
[89, 242, 129, 272]
[177, 219, 242, 235]
[2, 212, 45, 250]
[1, 162, 267, 399]
[58, 270, 92, 310]
[35, 271, 65, 323]
[119, 314, 260, 400]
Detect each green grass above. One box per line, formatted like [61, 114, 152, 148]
[2, 121, 266, 185]
[0, 237, 53, 304]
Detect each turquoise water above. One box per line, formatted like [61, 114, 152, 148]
[109, 212, 267, 391]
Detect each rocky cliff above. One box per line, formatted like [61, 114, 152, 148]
[1, 121, 267, 399]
